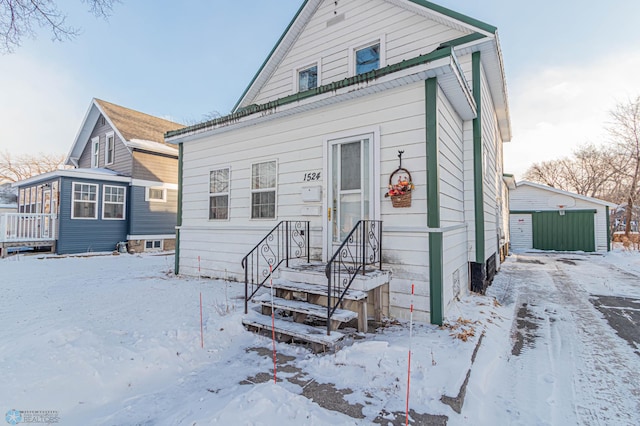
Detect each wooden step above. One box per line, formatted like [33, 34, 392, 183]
[253, 293, 358, 323]
[271, 279, 367, 301]
[242, 314, 345, 353]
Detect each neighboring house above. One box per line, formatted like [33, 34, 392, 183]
[6, 99, 183, 255]
[166, 0, 512, 327]
[0, 184, 18, 213]
[610, 203, 640, 233]
[509, 181, 616, 253]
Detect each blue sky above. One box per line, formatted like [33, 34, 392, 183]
[1, 0, 640, 178]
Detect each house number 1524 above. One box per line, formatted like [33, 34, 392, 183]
[303, 172, 321, 181]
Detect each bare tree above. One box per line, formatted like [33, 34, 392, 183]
[1, 0, 117, 53]
[524, 145, 619, 200]
[523, 159, 571, 191]
[608, 96, 640, 237]
[0, 150, 66, 182]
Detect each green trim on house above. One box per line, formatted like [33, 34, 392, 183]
[230, 0, 495, 112]
[167, 47, 453, 140]
[175, 142, 184, 275]
[472, 51, 485, 263]
[425, 77, 443, 325]
[408, 0, 497, 34]
[438, 32, 486, 49]
[232, 0, 311, 112]
[606, 206, 611, 252]
[429, 232, 444, 325]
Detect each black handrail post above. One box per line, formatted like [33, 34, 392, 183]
[244, 262, 249, 314]
[285, 221, 290, 268]
[378, 221, 383, 270]
[306, 221, 310, 263]
[327, 269, 332, 336]
[361, 221, 366, 276]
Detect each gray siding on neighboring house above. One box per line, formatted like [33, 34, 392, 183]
[78, 115, 133, 175]
[57, 177, 128, 254]
[128, 186, 177, 236]
[132, 151, 178, 184]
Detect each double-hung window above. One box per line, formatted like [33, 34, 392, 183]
[102, 185, 126, 220]
[91, 137, 100, 168]
[105, 132, 115, 165]
[72, 183, 98, 219]
[251, 161, 277, 219]
[209, 168, 230, 220]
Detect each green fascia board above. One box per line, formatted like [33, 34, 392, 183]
[408, 0, 497, 34]
[472, 51, 485, 263]
[437, 32, 486, 49]
[167, 46, 453, 140]
[175, 142, 184, 275]
[232, 0, 311, 113]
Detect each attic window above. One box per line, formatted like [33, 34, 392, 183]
[356, 43, 380, 75]
[298, 65, 318, 91]
[101, 116, 106, 126]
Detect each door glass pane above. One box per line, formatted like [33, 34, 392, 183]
[340, 193, 360, 241]
[341, 142, 361, 190]
[332, 145, 339, 242]
[363, 139, 370, 220]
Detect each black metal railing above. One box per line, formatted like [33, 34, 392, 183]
[325, 220, 382, 335]
[242, 221, 310, 313]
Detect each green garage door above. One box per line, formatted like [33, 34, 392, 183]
[532, 210, 596, 252]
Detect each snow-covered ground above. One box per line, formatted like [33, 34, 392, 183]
[1, 248, 639, 425]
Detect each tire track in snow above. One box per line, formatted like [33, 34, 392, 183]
[548, 257, 640, 425]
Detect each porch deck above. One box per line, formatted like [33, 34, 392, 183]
[0, 213, 57, 258]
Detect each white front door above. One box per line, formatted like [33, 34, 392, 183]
[327, 136, 374, 255]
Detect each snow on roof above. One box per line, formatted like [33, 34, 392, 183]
[126, 139, 179, 156]
[13, 168, 131, 187]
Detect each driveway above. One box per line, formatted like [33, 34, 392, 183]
[461, 252, 640, 426]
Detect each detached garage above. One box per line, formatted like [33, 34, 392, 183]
[509, 181, 616, 253]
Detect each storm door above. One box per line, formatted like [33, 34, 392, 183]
[327, 137, 373, 254]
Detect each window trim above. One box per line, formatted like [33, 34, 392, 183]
[105, 131, 115, 165]
[209, 166, 231, 221]
[102, 184, 127, 221]
[349, 35, 386, 77]
[292, 59, 322, 93]
[91, 137, 100, 168]
[250, 160, 278, 220]
[145, 240, 162, 251]
[145, 186, 167, 202]
[71, 182, 99, 220]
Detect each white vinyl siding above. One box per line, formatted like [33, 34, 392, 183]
[72, 182, 98, 219]
[509, 214, 533, 251]
[249, 0, 468, 106]
[180, 82, 435, 321]
[102, 185, 126, 220]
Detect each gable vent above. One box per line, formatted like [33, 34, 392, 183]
[327, 13, 345, 27]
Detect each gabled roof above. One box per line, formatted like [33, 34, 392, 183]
[66, 99, 184, 166]
[233, 0, 498, 112]
[515, 181, 617, 208]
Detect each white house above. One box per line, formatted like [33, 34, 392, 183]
[509, 181, 616, 253]
[166, 0, 512, 333]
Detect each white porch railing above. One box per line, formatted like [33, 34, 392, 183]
[0, 213, 57, 243]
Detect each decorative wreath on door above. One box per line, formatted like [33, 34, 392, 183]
[385, 151, 414, 208]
